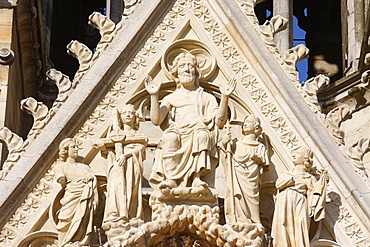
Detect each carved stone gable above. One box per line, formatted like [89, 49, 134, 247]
[1, 1, 370, 247]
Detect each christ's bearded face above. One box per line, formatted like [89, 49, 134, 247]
[177, 57, 196, 86]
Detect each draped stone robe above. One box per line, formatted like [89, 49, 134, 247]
[54, 162, 98, 247]
[224, 138, 268, 224]
[103, 132, 147, 224]
[149, 87, 219, 188]
[271, 171, 327, 247]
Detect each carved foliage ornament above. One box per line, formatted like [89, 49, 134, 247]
[346, 139, 370, 185]
[0, 127, 25, 180]
[301, 75, 330, 116]
[67, 40, 93, 83]
[67, 12, 120, 84]
[325, 105, 352, 146]
[0, 69, 75, 180]
[88, 12, 116, 52]
[20, 97, 49, 143]
[105, 205, 262, 247]
[360, 36, 370, 87]
[259, 15, 288, 56]
[282, 44, 310, 87]
[123, 0, 142, 19]
[46, 69, 75, 117]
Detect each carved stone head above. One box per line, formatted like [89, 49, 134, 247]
[292, 146, 313, 171]
[120, 104, 140, 130]
[242, 114, 262, 137]
[170, 52, 201, 88]
[58, 138, 78, 162]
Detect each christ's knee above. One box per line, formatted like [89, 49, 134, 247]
[195, 130, 210, 152]
[162, 132, 180, 152]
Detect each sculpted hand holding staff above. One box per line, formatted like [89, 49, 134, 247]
[220, 115, 269, 228]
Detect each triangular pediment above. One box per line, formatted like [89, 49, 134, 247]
[1, 0, 370, 246]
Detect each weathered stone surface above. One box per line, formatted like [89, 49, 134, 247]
[0, 0, 369, 247]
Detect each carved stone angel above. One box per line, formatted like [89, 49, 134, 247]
[54, 138, 99, 247]
[271, 146, 329, 247]
[220, 115, 269, 229]
[94, 104, 147, 228]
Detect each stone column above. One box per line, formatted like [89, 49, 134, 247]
[106, 0, 123, 24]
[0, 5, 15, 164]
[344, 0, 365, 75]
[273, 0, 293, 54]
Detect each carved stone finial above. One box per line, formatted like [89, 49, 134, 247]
[325, 105, 352, 146]
[88, 12, 116, 53]
[283, 44, 310, 86]
[0, 48, 14, 65]
[0, 127, 25, 180]
[46, 69, 74, 117]
[67, 40, 93, 82]
[345, 139, 370, 185]
[302, 75, 330, 115]
[20, 97, 49, 143]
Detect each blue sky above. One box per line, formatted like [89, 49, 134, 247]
[267, 8, 308, 83]
[293, 14, 308, 83]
